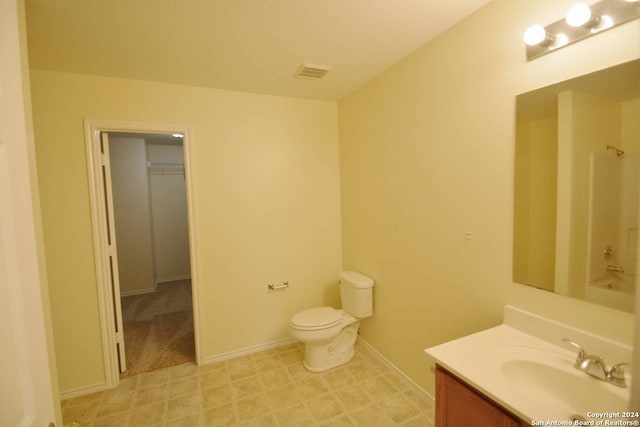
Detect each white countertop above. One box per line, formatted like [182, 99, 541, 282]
[424, 305, 632, 423]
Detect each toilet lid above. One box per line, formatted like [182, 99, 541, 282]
[290, 307, 343, 330]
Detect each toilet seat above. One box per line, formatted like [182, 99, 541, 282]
[290, 307, 343, 331]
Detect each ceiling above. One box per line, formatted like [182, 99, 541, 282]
[24, 0, 491, 101]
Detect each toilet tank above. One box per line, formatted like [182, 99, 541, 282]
[339, 271, 374, 318]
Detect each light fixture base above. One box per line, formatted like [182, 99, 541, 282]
[525, 0, 639, 61]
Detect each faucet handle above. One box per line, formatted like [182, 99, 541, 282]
[562, 338, 586, 361]
[608, 362, 629, 387]
[609, 362, 629, 378]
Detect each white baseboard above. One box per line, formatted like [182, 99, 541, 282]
[120, 285, 157, 297]
[121, 275, 192, 297]
[59, 382, 107, 401]
[155, 275, 191, 286]
[201, 337, 298, 365]
[357, 336, 435, 402]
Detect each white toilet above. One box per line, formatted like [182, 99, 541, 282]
[289, 271, 374, 372]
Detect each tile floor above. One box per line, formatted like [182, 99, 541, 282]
[62, 341, 435, 427]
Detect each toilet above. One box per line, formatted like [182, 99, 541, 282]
[289, 271, 374, 372]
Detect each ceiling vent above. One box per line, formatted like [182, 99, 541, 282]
[295, 63, 332, 80]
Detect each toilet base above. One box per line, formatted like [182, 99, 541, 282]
[301, 322, 359, 372]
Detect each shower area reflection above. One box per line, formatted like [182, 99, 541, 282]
[513, 60, 640, 313]
[586, 152, 638, 313]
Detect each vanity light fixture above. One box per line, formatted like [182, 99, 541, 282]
[524, 0, 640, 60]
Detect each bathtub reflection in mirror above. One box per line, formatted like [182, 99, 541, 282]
[513, 59, 640, 313]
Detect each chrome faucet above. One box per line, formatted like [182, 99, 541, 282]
[562, 339, 629, 387]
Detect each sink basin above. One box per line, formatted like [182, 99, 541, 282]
[425, 309, 634, 423]
[487, 345, 630, 421]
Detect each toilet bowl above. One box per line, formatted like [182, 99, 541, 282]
[290, 307, 359, 372]
[289, 272, 374, 372]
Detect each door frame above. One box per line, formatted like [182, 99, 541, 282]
[84, 119, 201, 388]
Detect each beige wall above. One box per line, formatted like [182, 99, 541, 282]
[147, 143, 191, 282]
[109, 137, 156, 294]
[31, 71, 342, 393]
[338, 0, 639, 395]
[514, 116, 557, 290]
[622, 99, 640, 153]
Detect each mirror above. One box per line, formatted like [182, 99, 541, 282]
[513, 59, 640, 313]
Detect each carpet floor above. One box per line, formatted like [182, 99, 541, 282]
[120, 279, 195, 378]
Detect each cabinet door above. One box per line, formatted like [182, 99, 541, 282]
[436, 366, 520, 427]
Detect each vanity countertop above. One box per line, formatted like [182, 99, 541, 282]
[425, 305, 632, 423]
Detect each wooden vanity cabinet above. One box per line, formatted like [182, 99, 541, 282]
[436, 365, 529, 427]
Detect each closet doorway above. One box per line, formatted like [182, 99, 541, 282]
[109, 132, 194, 378]
[85, 121, 200, 387]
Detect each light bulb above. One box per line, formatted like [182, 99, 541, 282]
[523, 25, 547, 46]
[566, 3, 592, 27]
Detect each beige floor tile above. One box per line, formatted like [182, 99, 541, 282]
[129, 401, 166, 425]
[118, 375, 141, 392]
[275, 404, 316, 427]
[403, 389, 434, 411]
[286, 363, 315, 381]
[319, 415, 358, 427]
[347, 360, 379, 381]
[335, 385, 371, 411]
[253, 347, 280, 360]
[133, 383, 168, 407]
[259, 367, 292, 390]
[198, 360, 226, 373]
[203, 403, 237, 427]
[401, 414, 435, 427]
[279, 349, 304, 365]
[62, 340, 436, 427]
[266, 383, 305, 411]
[368, 357, 392, 374]
[169, 375, 200, 398]
[201, 384, 234, 409]
[168, 363, 199, 381]
[306, 394, 344, 421]
[321, 366, 357, 390]
[231, 374, 264, 398]
[295, 377, 329, 399]
[238, 414, 278, 427]
[384, 371, 410, 391]
[165, 412, 202, 427]
[350, 402, 396, 427]
[254, 354, 286, 371]
[200, 367, 230, 389]
[378, 392, 420, 423]
[166, 392, 202, 421]
[354, 343, 374, 359]
[138, 368, 170, 389]
[96, 391, 135, 418]
[361, 376, 398, 400]
[235, 392, 271, 421]
[93, 410, 131, 427]
[227, 358, 258, 381]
